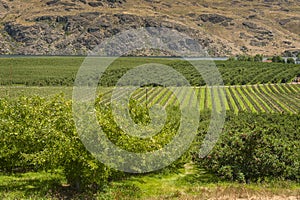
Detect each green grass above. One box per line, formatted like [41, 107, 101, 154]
[1, 165, 299, 200]
[0, 170, 66, 200]
[0, 86, 73, 99]
[111, 165, 219, 199]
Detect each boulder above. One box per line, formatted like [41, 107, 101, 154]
[250, 40, 268, 47]
[46, 0, 60, 6]
[242, 21, 258, 29]
[199, 14, 233, 24]
[283, 49, 300, 57]
[35, 16, 54, 22]
[88, 2, 103, 7]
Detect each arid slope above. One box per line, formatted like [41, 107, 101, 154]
[0, 0, 299, 56]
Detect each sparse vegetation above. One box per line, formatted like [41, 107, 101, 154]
[1, 0, 300, 56]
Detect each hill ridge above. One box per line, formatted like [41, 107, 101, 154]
[0, 0, 299, 56]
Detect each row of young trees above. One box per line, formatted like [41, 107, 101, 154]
[271, 56, 298, 64]
[232, 54, 264, 62]
[229, 54, 300, 64]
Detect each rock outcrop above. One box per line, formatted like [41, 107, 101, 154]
[0, 13, 231, 56]
[0, 0, 299, 56]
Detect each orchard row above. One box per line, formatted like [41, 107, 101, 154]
[100, 83, 300, 114]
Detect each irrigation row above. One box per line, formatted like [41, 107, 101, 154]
[97, 84, 299, 114]
[266, 84, 299, 113]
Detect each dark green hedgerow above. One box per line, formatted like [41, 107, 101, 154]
[194, 112, 300, 183]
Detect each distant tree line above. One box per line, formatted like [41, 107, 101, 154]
[228, 54, 263, 62]
[270, 56, 298, 64]
[228, 53, 300, 64]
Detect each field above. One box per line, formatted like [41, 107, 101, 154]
[1, 84, 299, 114]
[0, 57, 299, 199]
[0, 57, 299, 86]
[100, 84, 300, 114]
[1, 56, 299, 113]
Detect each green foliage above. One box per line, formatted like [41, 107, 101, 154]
[0, 92, 299, 192]
[237, 55, 249, 62]
[219, 62, 300, 85]
[227, 57, 236, 61]
[272, 56, 285, 63]
[287, 58, 295, 64]
[195, 112, 300, 182]
[253, 54, 263, 62]
[0, 57, 299, 87]
[0, 95, 190, 191]
[0, 95, 111, 191]
[236, 54, 262, 62]
[0, 57, 82, 86]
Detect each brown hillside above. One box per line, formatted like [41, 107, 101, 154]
[0, 0, 299, 56]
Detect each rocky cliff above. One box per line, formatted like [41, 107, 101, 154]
[0, 0, 299, 56]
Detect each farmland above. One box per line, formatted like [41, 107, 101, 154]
[100, 84, 300, 114]
[0, 95, 299, 199]
[0, 56, 299, 114]
[0, 57, 299, 199]
[1, 83, 299, 114]
[0, 57, 299, 86]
